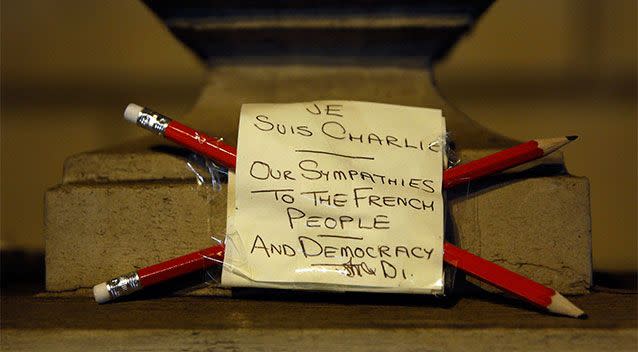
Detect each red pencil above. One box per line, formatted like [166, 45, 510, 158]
[124, 104, 236, 169]
[443, 243, 584, 318]
[443, 136, 577, 189]
[93, 245, 225, 303]
[106, 104, 584, 317]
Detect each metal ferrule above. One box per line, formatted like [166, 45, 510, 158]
[106, 271, 142, 300]
[136, 108, 172, 135]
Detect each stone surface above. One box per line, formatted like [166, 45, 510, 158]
[448, 175, 592, 294]
[3, 294, 636, 351]
[62, 147, 192, 184]
[44, 182, 227, 291]
[45, 173, 591, 294]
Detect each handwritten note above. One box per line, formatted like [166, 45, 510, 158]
[222, 101, 446, 294]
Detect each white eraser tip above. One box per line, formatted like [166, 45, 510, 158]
[124, 103, 143, 124]
[93, 282, 111, 304]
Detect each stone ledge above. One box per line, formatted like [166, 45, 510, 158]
[448, 175, 592, 294]
[2, 294, 636, 352]
[45, 175, 591, 294]
[44, 182, 226, 291]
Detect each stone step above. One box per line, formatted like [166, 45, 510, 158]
[45, 174, 591, 294]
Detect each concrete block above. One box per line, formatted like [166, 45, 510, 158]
[46, 173, 591, 294]
[62, 148, 194, 184]
[45, 182, 227, 291]
[448, 176, 592, 294]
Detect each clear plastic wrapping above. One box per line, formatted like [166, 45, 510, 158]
[187, 129, 460, 298]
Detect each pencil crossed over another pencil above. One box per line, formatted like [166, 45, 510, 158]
[93, 104, 583, 318]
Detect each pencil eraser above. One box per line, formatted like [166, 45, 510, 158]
[124, 103, 143, 124]
[93, 282, 111, 304]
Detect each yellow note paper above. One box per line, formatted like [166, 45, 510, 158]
[223, 101, 445, 294]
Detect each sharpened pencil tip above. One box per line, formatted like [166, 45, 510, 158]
[547, 292, 585, 318]
[566, 135, 578, 141]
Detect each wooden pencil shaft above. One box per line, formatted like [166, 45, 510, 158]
[138, 245, 225, 287]
[443, 141, 543, 188]
[164, 120, 237, 169]
[443, 243, 554, 308]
